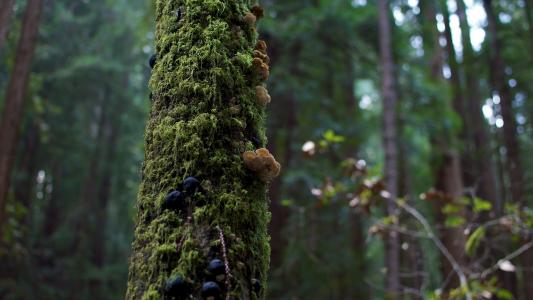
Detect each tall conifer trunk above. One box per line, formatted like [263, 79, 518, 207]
[0, 0, 44, 233]
[0, 0, 15, 50]
[377, 0, 400, 297]
[419, 0, 467, 292]
[126, 1, 276, 299]
[456, 0, 498, 211]
[483, 1, 532, 298]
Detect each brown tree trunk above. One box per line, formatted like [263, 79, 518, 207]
[89, 106, 120, 298]
[456, 0, 499, 211]
[420, 0, 467, 292]
[0, 0, 15, 50]
[13, 121, 40, 230]
[483, 0, 524, 207]
[483, 1, 530, 298]
[265, 36, 293, 270]
[0, 0, 44, 232]
[378, 0, 400, 297]
[434, 151, 467, 290]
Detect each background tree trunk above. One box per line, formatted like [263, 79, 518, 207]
[419, 0, 467, 292]
[456, 0, 499, 211]
[0, 0, 44, 233]
[378, 0, 400, 297]
[0, 0, 15, 50]
[484, 1, 529, 298]
[126, 1, 273, 299]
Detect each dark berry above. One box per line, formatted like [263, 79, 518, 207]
[182, 176, 200, 195]
[149, 54, 157, 69]
[164, 276, 190, 299]
[251, 137, 261, 148]
[207, 259, 225, 281]
[251, 279, 261, 294]
[201, 281, 222, 299]
[162, 190, 187, 211]
[175, 7, 182, 21]
[207, 259, 225, 275]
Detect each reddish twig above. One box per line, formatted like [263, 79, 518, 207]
[216, 225, 232, 300]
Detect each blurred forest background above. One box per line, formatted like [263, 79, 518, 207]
[0, 0, 532, 299]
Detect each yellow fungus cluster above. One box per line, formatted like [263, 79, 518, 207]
[243, 148, 281, 183]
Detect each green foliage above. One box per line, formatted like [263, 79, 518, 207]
[465, 226, 486, 257]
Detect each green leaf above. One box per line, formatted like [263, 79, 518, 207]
[445, 215, 465, 228]
[322, 130, 345, 143]
[473, 198, 492, 213]
[465, 227, 486, 257]
[442, 203, 461, 214]
[495, 289, 513, 300]
[281, 199, 294, 207]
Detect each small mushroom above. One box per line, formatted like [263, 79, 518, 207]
[252, 58, 269, 81]
[244, 12, 257, 27]
[255, 40, 267, 54]
[255, 86, 271, 106]
[243, 148, 281, 182]
[251, 4, 264, 19]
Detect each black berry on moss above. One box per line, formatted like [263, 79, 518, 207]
[251, 278, 261, 294]
[182, 176, 200, 196]
[162, 190, 186, 212]
[149, 54, 157, 69]
[201, 281, 222, 300]
[164, 275, 190, 299]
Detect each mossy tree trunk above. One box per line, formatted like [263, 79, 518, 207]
[127, 1, 274, 299]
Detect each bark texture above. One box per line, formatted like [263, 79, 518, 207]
[0, 0, 15, 50]
[456, 0, 498, 210]
[484, 1, 530, 297]
[377, 0, 400, 297]
[126, 1, 273, 299]
[420, 0, 467, 292]
[0, 0, 44, 232]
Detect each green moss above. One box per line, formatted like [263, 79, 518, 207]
[126, 0, 270, 299]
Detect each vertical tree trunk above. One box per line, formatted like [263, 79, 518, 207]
[265, 35, 292, 270]
[433, 151, 467, 290]
[126, 1, 275, 299]
[456, 0, 499, 210]
[13, 121, 40, 229]
[0, 0, 44, 233]
[483, 0, 524, 207]
[377, 0, 400, 297]
[483, 1, 531, 298]
[419, 0, 467, 292]
[89, 108, 120, 298]
[0, 0, 15, 50]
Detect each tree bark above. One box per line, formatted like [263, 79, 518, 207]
[0, 0, 15, 51]
[420, 0, 467, 292]
[126, 1, 274, 299]
[456, 0, 499, 211]
[483, 0, 524, 207]
[0, 0, 44, 233]
[378, 0, 400, 298]
[483, 1, 531, 298]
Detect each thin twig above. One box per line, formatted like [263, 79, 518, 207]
[216, 226, 232, 300]
[478, 241, 533, 279]
[396, 200, 473, 300]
